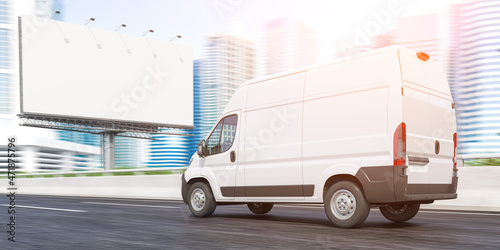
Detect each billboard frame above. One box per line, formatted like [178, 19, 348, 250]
[18, 16, 193, 127]
[17, 16, 195, 170]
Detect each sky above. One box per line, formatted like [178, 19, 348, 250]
[53, 0, 460, 59]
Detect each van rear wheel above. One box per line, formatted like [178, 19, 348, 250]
[188, 182, 216, 217]
[379, 203, 420, 222]
[247, 203, 274, 214]
[324, 181, 370, 228]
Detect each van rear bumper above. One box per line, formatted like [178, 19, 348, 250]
[355, 166, 458, 204]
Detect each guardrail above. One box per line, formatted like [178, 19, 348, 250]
[457, 154, 500, 160]
[0, 166, 187, 177]
[1, 155, 498, 178]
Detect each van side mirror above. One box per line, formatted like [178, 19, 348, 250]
[197, 140, 207, 157]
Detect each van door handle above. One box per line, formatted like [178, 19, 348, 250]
[408, 156, 429, 166]
[230, 151, 236, 163]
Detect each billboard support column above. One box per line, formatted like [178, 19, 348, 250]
[102, 132, 116, 170]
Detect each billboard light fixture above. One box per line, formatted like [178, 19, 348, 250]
[115, 24, 127, 31]
[169, 35, 181, 42]
[51, 11, 61, 18]
[142, 29, 154, 36]
[85, 17, 95, 26]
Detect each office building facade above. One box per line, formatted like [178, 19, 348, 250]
[377, 13, 449, 64]
[265, 17, 320, 75]
[0, 0, 101, 172]
[376, 4, 500, 156]
[200, 34, 256, 137]
[189, 59, 204, 156]
[452, 0, 500, 155]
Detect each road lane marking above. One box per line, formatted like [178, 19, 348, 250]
[38, 195, 184, 203]
[82, 201, 179, 209]
[419, 210, 500, 216]
[0, 204, 87, 213]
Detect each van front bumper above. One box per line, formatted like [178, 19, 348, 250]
[355, 165, 458, 204]
[181, 173, 188, 204]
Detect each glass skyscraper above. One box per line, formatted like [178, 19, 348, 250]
[0, 0, 13, 115]
[265, 17, 320, 75]
[146, 134, 190, 167]
[453, 0, 500, 155]
[374, 4, 500, 156]
[200, 34, 256, 138]
[0, 0, 101, 172]
[189, 59, 204, 156]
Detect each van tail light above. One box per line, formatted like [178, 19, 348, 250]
[394, 122, 406, 166]
[453, 133, 457, 170]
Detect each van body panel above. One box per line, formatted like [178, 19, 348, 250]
[222, 86, 248, 115]
[402, 82, 433, 185]
[428, 94, 455, 184]
[243, 71, 304, 198]
[400, 48, 456, 190]
[234, 110, 247, 192]
[302, 50, 401, 189]
[247, 72, 305, 107]
[302, 87, 394, 187]
[425, 63, 456, 185]
[198, 111, 241, 201]
[183, 46, 457, 206]
[304, 49, 400, 97]
[316, 164, 362, 199]
[400, 48, 434, 187]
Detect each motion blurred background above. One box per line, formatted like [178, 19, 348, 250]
[0, 0, 498, 173]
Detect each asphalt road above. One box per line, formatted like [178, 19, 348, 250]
[1, 195, 500, 250]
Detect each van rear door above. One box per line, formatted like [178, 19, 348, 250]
[399, 48, 434, 194]
[425, 63, 456, 187]
[399, 48, 456, 195]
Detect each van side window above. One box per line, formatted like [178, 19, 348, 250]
[207, 123, 222, 155]
[207, 115, 237, 156]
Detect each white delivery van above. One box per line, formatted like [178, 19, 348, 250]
[182, 46, 458, 228]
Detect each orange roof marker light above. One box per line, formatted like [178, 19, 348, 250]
[417, 52, 429, 61]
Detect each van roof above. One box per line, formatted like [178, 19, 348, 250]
[239, 45, 419, 88]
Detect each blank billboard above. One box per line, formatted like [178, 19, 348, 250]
[20, 16, 193, 127]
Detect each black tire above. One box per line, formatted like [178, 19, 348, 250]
[187, 182, 216, 217]
[324, 181, 370, 228]
[379, 203, 420, 222]
[247, 203, 274, 214]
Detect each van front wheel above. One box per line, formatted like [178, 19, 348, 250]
[188, 182, 216, 217]
[247, 203, 274, 214]
[379, 203, 420, 222]
[324, 181, 370, 228]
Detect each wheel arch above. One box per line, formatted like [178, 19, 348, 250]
[187, 177, 211, 190]
[323, 174, 365, 202]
